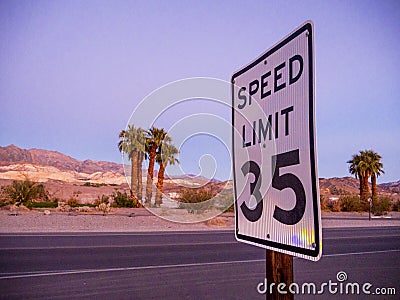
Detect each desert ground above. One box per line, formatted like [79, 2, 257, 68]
[1, 208, 399, 233]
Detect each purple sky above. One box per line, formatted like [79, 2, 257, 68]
[0, 0, 399, 183]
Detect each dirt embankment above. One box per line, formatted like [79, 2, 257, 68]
[0, 209, 399, 233]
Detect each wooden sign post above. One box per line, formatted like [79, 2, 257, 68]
[266, 250, 293, 300]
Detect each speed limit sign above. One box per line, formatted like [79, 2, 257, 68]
[231, 21, 321, 261]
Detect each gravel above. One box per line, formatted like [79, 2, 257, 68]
[0, 209, 399, 233]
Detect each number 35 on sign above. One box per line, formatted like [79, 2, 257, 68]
[231, 21, 321, 261]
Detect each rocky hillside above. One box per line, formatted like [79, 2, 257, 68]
[319, 177, 360, 195]
[0, 163, 126, 185]
[319, 177, 399, 196]
[380, 180, 400, 190]
[0, 144, 123, 174]
[0, 145, 398, 197]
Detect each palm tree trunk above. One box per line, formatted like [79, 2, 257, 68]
[155, 161, 166, 207]
[130, 151, 138, 199]
[361, 172, 370, 206]
[371, 173, 377, 203]
[145, 145, 157, 204]
[137, 152, 144, 201]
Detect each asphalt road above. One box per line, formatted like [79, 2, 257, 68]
[0, 227, 399, 299]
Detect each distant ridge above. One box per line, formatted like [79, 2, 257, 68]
[0, 145, 398, 194]
[166, 174, 221, 183]
[379, 180, 400, 188]
[0, 144, 124, 174]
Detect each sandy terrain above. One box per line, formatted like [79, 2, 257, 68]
[0, 209, 399, 233]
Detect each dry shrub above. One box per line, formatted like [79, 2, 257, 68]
[179, 186, 217, 213]
[340, 195, 364, 212]
[67, 197, 79, 207]
[372, 196, 392, 215]
[205, 217, 229, 227]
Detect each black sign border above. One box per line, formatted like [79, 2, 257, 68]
[231, 22, 321, 258]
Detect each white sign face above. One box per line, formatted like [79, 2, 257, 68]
[232, 21, 321, 261]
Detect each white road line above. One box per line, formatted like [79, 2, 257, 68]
[322, 249, 400, 257]
[0, 231, 231, 237]
[1, 249, 398, 280]
[1, 229, 398, 238]
[323, 234, 400, 240]
[0, 259, 265, 280]
[1, 235, 398, 249]
[0, 241, 238, 250]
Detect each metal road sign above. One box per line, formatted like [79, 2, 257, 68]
[232, 21, 321, 261]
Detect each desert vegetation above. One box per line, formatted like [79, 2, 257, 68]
[82, 182, 109, 187]
[118, 125, 179, 207]
[111, 191, 134, 208]
[118, 125, 146, 206]
[0, 179, 54, 209]
[320, 194, 396, 215]
[348, 150, 384, 203]
[0, 178, 139, 212]
[179, 186, 217, 213]
[95, 195, 111, 215]
[318, 150, 397, 215]
[346, 149, 389, 214]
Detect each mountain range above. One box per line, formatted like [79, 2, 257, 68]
[0, 144, 124, 174]
[0, 144, 399, 195]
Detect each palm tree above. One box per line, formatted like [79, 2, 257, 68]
[358, 150, 372, 203]
[155, 141, 179, 207]
[145, 127, 169, 205]
[118, 125, 146, 203]
[347, 153, 364, 201]
[363, 150, 384, 203]
[348, 150, 384, 205]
